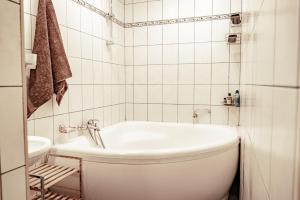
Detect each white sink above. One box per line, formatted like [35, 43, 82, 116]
[28, 136, 51, 166]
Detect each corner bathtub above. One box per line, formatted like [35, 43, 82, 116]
[52, 121, 239, 200]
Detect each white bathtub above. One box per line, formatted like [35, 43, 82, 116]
[52, 121, 239, 200]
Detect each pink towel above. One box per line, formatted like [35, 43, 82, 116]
[27, 0, 72, 118]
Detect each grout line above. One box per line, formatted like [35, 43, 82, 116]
[176, 0, 179, 123]
[209, 0, 213, 124]
[193, 0, 196, 124]
[6, 0, 20, 5]
[0, 165, 25, 176]
[0, 85, 23, 87]
[240, 84, 300, 89]
[146, 0, 149, 121]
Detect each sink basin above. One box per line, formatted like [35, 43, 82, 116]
[28, 136, 51, 166]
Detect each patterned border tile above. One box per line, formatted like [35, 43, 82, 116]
[71, 0, 240, 28]
[124, 13, 239, 28]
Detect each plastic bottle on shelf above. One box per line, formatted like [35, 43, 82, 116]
[226, 93, 232, 105]
[234, 90, 240, 107]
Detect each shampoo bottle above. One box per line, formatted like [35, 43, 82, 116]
[234, 90, 240, 107]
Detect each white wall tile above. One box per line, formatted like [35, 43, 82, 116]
[68, 29, 81, 58]
[213, 0, 230, 15]
[163, 65, 178, 84]
[125, 28, 133, 46]
[229, 63, 240, 84]
[82, 59, 94, 84]
[125, 4, 133, 23]
[212, 19, 229, 41]
[0, 1, 22, 86]
[195, 0, 212, 16]
[270, 88, 298, 200]
[34, 100, 53, 118]
[148, 26, 163, 45]
[179, 43, 194, 64]
[212, 42, 229, 63]
[230, 44, 241, 62]
[53, 0, 67, 26]
[93, 38, 102, 61]
[163, 44, 178, 64]
[211, 85, 228, 105]
[194, 85, 211, 105]
[134, 2, 147, 22]
[179, 0, 194, 18]
[163, 85, 178, 104]
[179, 23, 194, 44]
[134, 46, 147, 65]
[163, 0, 178, 19]
[211, 106, 228, 125]
[148, 45, 162, 64]
[163, 104, 178, 122]
[81, 34, 93, 59]
[0, 88, 25, 173]
[35, 117, 54, 143]
[134, 27, 147, 46]
[195, 43, 211, 63]
[1, 167, 27, 200]
[69, 85, 83, 112]
[148, 65, 162, 84]
[148, 85, 162, 103]
[134, 66, 147, 84]
[178, 85, 194, 104]
[231, 0, 242, 13]
[148, 0, 162, 21]
[148, 104, 163, 122]
[134, 85, 147, 103]
[178, 105, 194, 123]
[273, 0, 299, 87]
[134, 104, 147, 121]
[81, 7, 93, 34]
[195, 64, 212, 84]
[67, 0, 81, 30]
[103, 106, 112, 127]
[82, 85, 94, 109]
[212, 63, 229, 84]
[195, 21, 212, 42]
[163, 24, 178, 44]
[178, 64, 194, 84]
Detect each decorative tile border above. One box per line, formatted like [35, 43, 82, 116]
[71, 0, 240, 28]
[124, 13, 238, 28]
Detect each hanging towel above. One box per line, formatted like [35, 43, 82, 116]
[27, 0, 72, 118]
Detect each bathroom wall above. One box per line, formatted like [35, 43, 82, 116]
[24, 0, 126, 144]
[240, 0, 300, 199]
[0, 0, 28, 199]
[124, 0, 242, 125]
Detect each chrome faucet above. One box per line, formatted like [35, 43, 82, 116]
[87, 119, 105, 149]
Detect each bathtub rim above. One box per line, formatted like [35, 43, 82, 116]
[51, 137, 240, 164]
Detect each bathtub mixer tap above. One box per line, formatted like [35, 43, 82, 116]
[58, 120, 105, 149]
[87, 119, 106, 149]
